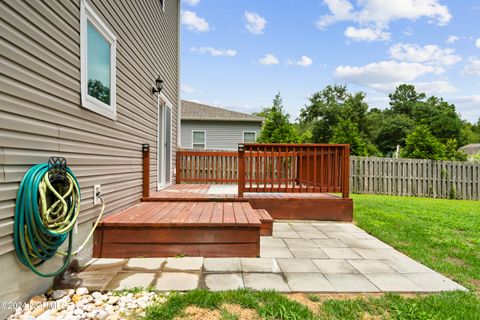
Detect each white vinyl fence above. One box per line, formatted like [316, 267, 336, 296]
[350, 157, 480, 200]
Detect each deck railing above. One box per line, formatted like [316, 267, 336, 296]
[175, 145, 350, 198]
[176, 149, 238, 184]
[238, 144, 350, 198]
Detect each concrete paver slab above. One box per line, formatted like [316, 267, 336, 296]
[205, 273, 244, 291]
[313, 239, 348, 248]
[348, 259, 397, 274]
[260, 237, 287, 247]
[277, 259, 320, 273]
[312, 259, 358, 274]
[364, 273, 422, 292]
[260, 247, 294, 258]
[126, 258, 165, 271]
[105, 272, 156, 290]
[241, 258, 281, 273]
[290, 248, 328, 259]
[285, 273, 335, 292]
[244, 273, 290, 292]
[322, 248, 363, 259]
[403, 273, 466, 292]
[324, 274, 380, 292]
[203, 258, 242, 272]
[164, 257, 204, 271]
[155, 272, 199, 291]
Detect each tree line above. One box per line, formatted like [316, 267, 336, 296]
[254, 84, 480, 161]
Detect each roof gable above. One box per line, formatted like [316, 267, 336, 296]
[181, 100, 264, 122]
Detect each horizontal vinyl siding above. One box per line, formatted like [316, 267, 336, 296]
[181, 120, 263, 150]
[0, 0, 179, 306]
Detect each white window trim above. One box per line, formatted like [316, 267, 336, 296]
[192, 130, 206, 149]
[157, 92, 173, 190]
[80, 0, 117, 120]
[243, 131, 257, 143]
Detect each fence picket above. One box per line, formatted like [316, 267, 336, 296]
[350, 156, 479, 200]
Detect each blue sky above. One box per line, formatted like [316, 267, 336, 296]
[180, 0, 480, 123]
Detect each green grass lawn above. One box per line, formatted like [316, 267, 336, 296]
[141, 195, 480, 320]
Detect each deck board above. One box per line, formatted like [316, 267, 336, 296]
[100, 201, 262, 227]
[146, 184, 341, 202]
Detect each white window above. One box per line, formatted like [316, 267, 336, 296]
[160, 0, 165, 12]
[243, 131, 257, 143]
[192, 131, 206, 149]
[80, 0, 117, 120]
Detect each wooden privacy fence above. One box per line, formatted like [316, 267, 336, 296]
[238, 144, 350, 198]
[176, 149, 238, 184]
[350, 157, 480, 200]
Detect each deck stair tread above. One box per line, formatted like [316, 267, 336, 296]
[100, 201, 262, 227]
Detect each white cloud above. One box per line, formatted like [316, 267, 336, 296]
[181, 11, 209, 32]
[181, 84, 202, 94]
[288, 56, 313, 67]
[414, 80, 457, 94]
[316, 0, 451, 41]
[190, 47, 237, 57]
[476, 38, 480, 48]
[449, 95, 480, 122]
[451, 95, 480, 104]
[389, 43, 461, 66]
[244, 11, 267, 35]
[356, 0, 451, 27]
[333, 60, 443, 92]
[259, 54, 279, 65]
[462, 58, 480, 76]
[345, 26, 391, 42]
[446, 35, 459, 44]
[316, 0, 355, 29]
[182, 0, 200, 5]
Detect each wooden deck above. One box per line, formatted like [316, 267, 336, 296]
[93, 201, 272, 258]
[145, 184, 240, 201]
[144, 184, 353, 221]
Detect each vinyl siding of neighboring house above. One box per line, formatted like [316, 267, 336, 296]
[0, 0, 179, 313]
[181, 120, 263, 150]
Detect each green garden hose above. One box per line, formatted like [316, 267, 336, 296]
[13, 163, 105, 277]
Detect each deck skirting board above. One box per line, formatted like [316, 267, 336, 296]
[248, 198, 353, 221]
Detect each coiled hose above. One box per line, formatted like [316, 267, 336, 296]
[13, 163, 105, 277]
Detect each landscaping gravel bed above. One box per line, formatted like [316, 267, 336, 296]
[7, 288, 168, 320]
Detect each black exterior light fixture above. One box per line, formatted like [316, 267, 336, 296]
[151, 76, 164, 94]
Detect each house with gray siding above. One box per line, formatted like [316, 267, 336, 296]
[0, 0, 179, 316]
[180, 100, 264, 150]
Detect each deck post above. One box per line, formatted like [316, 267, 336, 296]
[142, 143, 150, 199]
[176, 151, 181, 184]
[342, 145, 350, 198]
[238, 144, 245, 198]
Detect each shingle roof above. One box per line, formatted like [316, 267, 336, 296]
[459, 143, 480, 155]
[181, 100, 264, 122]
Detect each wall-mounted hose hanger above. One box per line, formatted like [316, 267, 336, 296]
[13, 157, 105, 277]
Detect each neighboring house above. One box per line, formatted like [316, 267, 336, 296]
[180, 100, 264, 150]
[459, 143, 480, 155]
[0, 0, 179, 315]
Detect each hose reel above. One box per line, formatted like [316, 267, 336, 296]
[13, 157, 105, 277]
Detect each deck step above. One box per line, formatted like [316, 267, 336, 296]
[93, 202, 261, 258]
[254, 209, 273, 236]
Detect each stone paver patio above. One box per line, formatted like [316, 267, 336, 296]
[67, 222, 466, 293]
